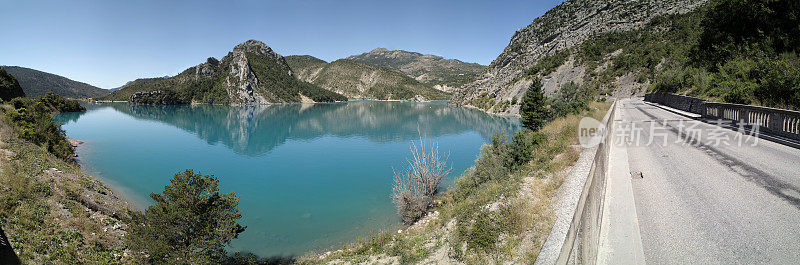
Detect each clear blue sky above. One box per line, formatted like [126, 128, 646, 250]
[1, 0, 562, 89]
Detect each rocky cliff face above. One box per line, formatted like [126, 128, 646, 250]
[0, 67, 26, 101]
[452, 0, 706, 115]
[221, 40, 288, 104]
[347, 48, 486, 90]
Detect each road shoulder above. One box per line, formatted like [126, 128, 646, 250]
[597, 100, 646, 264]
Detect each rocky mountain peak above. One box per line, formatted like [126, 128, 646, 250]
[193, 40, 294, 104]
[370, 47, 389, 53]
[232, 40, 281, 58]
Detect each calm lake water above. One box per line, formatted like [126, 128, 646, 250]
[55, 101, 519, 257]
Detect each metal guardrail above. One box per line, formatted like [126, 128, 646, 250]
[557, 100, 617, 264]
[645, 93, 800, 142]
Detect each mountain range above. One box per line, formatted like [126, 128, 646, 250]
[5, 43, 480, 105]
[104, 40, 347, 104]
[9, 0, 791, 113]
[105, 41, 459, 104]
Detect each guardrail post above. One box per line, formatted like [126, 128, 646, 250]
[740, 108, 750, 125]
[770, 112, 783, 134]
[699, 102, 706, 117]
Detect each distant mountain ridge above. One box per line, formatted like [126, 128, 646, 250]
[3, 66, 109, 98]
[347, 48, 486, 91]
[104, 40, 346, 104]
[285, 55, 449, 101]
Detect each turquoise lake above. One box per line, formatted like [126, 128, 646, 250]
[55, 101, 519, 257]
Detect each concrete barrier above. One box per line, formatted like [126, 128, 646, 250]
[645, 93, 800, 142]
[556, 100, 617, 264]
[643, 93, 706, 114]
[703, 102, 800, 142]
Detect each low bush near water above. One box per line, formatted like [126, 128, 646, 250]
[392, 134, 452, 224]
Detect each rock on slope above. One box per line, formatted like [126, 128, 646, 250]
[452, 0, 706, 115]
[285, 55, 449, 101]
[2, 66, 108, 98]
[105, 40, 345, 104]
[347, 48, 486, 92]
[0, 67, 26, 101]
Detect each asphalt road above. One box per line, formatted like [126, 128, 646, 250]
[618, 99, 800, 264]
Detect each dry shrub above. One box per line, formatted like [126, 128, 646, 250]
[392, 133, 451, 224]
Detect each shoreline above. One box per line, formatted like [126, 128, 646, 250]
[91, 98, 450, 105]
[449, 101, 521, 118]
[92, 98, 518, 120]
[67, 138, 147, 211]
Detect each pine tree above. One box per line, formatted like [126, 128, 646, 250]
[520, 78, 550, 131]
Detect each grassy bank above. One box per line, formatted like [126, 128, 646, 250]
[0, 104, 131, 264]
[311, 101, 611, 264]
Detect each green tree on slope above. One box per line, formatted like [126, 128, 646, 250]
[520, 79, 550, 131]
[127, 169, 246, 264]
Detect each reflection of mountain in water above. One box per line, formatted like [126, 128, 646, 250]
[79, 101, 519, 156]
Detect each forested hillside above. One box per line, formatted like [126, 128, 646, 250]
[3, 66, 108, 98]
[650, 0, 800, 109]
